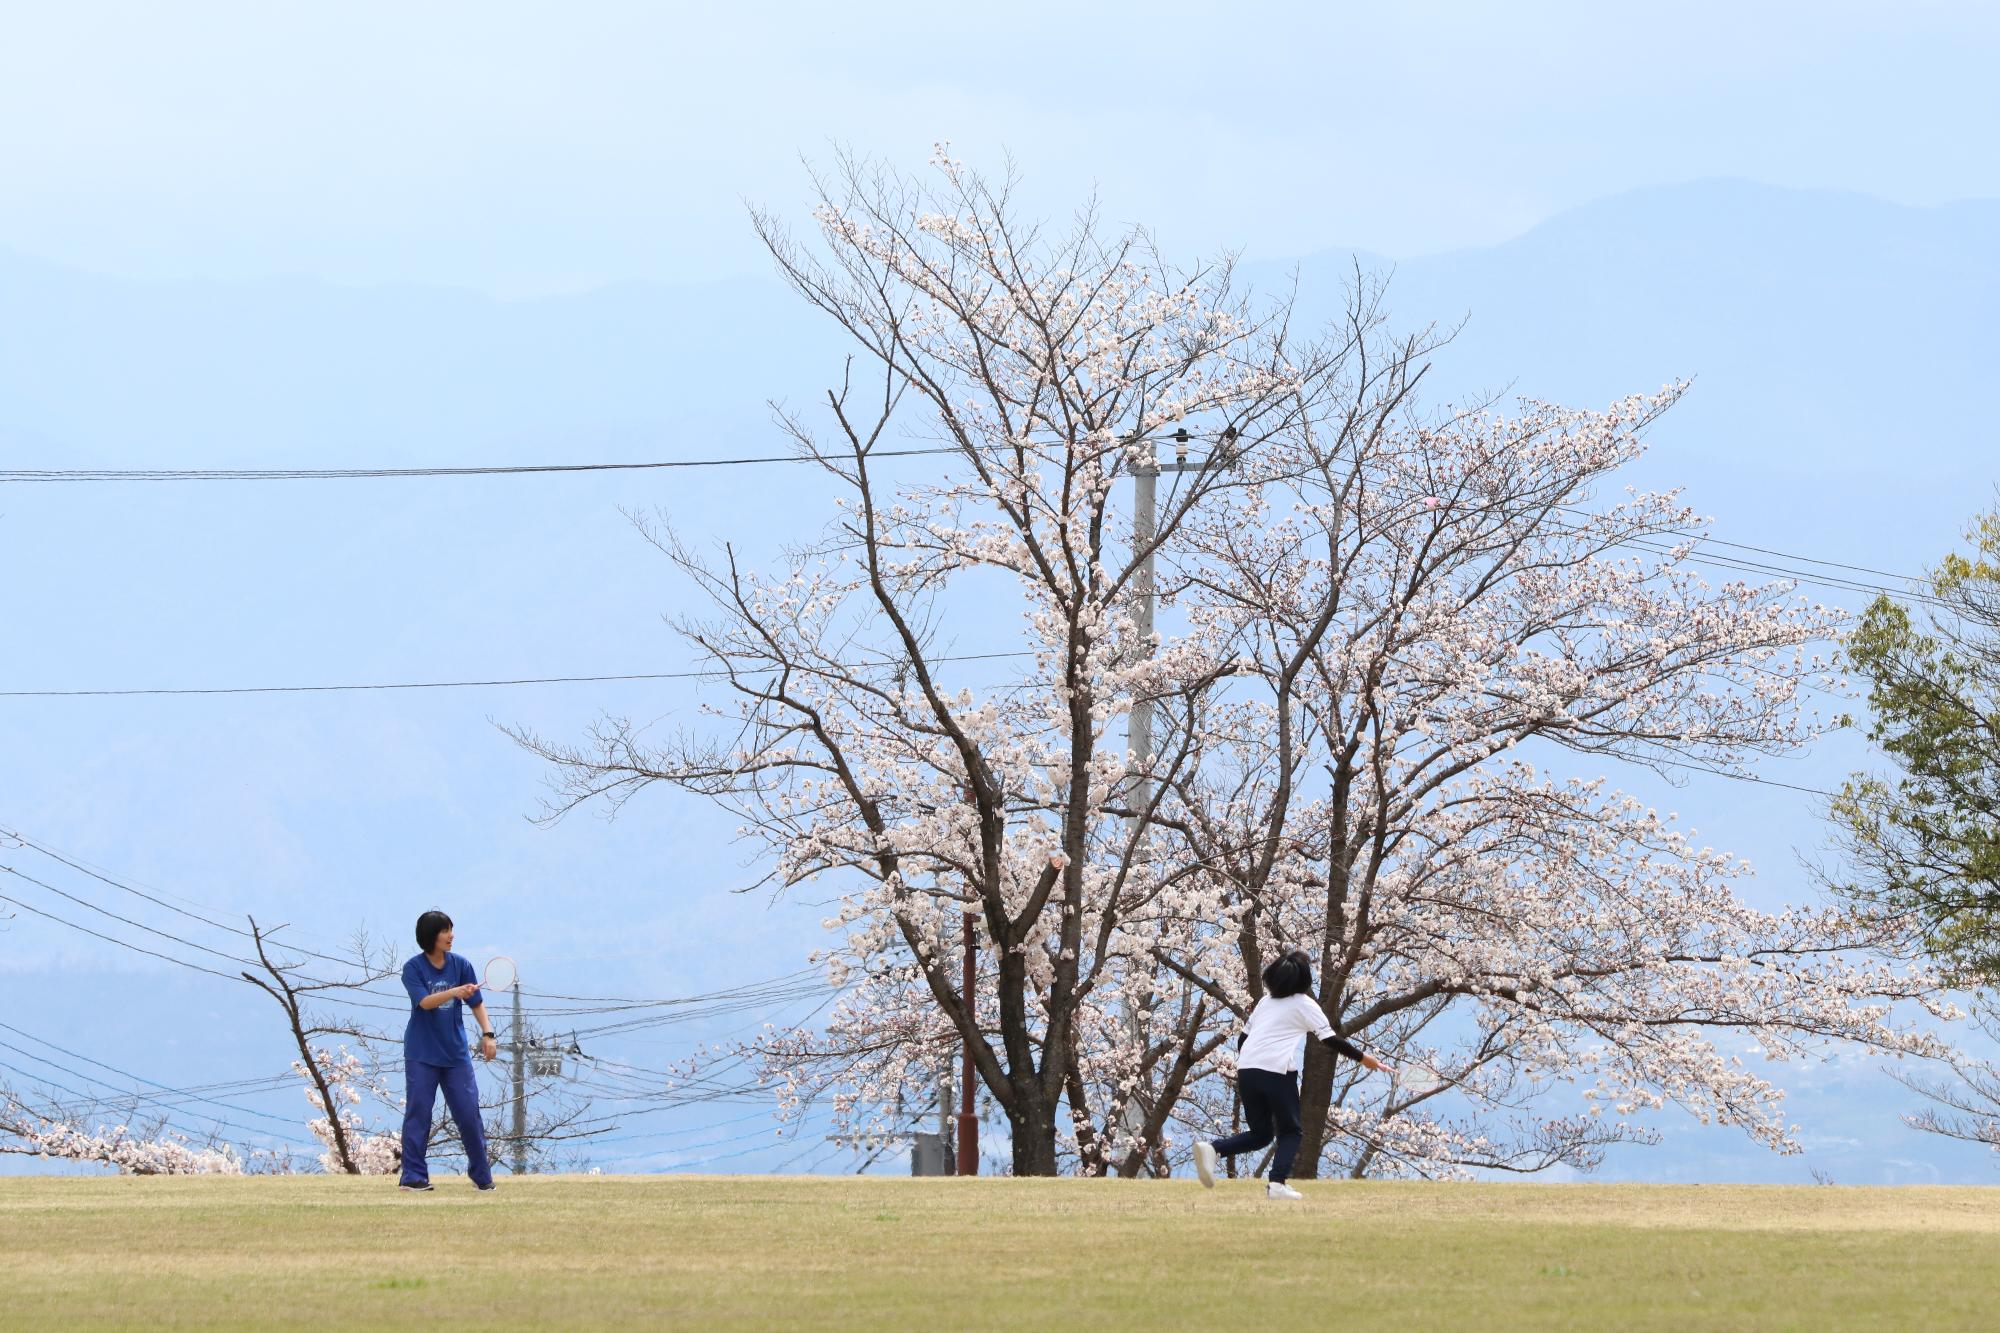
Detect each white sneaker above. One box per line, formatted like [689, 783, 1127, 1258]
[1266, 1181, 1303, 1201]
[1193, 1142, 1218, 1189]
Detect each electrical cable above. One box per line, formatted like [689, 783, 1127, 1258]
[2, 823, 839, 1020]
[0, 1046, 314, 1147]
[0, 1021, 307, 1129]
[0, 652, 1032, 699]
[0, 449, 965, 483]
[0, 433, 1932, 592]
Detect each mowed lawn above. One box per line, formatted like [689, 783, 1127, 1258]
[3, 1175, 1998, 1331]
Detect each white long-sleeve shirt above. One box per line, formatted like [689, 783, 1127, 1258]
[1237, 992, 1367, 1074]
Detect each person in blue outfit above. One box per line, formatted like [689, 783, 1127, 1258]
[398, 909, 498, 1191]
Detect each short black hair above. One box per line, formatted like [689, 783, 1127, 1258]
[1262, 949, 1314, 999]
[416, 910, 453, 952]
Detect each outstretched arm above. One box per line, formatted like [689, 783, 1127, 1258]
[416, 983, 477, 1011]
[1321, 1031, 1392, 1074]
[404, 964, 478, 1011]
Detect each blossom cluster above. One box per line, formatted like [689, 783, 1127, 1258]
[1, 1103, 244, 1175]
[295, 1045, 401, 1175]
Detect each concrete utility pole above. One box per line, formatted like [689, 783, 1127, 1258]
[939, 1067, 952, 1159]
[510, 979, 528, 1175]
[1123, 426, 1232, 1170]
[1127, 428, 1227, 838]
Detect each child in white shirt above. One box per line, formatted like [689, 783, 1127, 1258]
[1193, 949, 1392, 1199]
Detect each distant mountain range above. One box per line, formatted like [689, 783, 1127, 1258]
[6, 180, 1993, 483]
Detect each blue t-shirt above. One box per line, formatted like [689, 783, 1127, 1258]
[402, 952, 483, 1068]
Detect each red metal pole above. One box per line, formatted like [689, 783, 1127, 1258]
[955, 910, 979, 1176]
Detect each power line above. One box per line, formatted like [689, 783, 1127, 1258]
[1337, 471, 1940, 610]
[0, 1057, 132, 1120]
[663, 1112, 840, 1174]
[0, 671, 713, 699]
[0, 651, 1034, 699]
[2, 821, 851, 1025]
[512, 966, 821, 1008]
[1671, 532, 1919, 585]
[0, 1022, 307, 1131]
[0, 832, 852, 1157]
[1, 434, 1933, 590]
[0, 887, 246, 983]
[81, 1071, 299, 1103]
[0, 546, 1940, 710]
[0, 864, 835, 1028]
[0, 432, 1229, 486]
[0, 449, 963, 483]
[583, 1103, 795, 1148]
[3, 823, 753, 1019]
[1, 428, 1913, 1147]
[522, 974, 833, 1018]
[4, 826, 353, 963]
[0, 525, 1937, 705]
[0, 440, 1953, 700]
[1525, 497, 1924, 588]
[771, 1123, 854, 1175]
[0, 863, 405, 1013]
[1609, 532, 1951, 614]
[0, 876, 420, 1023]
[2, 823, 808, 1023]
[560, 983, 839, 1040]
[0, 1045, 313, 1147]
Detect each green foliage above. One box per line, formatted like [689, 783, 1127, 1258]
[1832, 507, 2000, 983]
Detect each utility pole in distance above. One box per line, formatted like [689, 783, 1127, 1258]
[940, 1066, 953, 1166]
[1128, 427, 1230, 829]
[955, 910, 978, 1175]
[510, 978, 528, 1176]
[1123, 425, 1234, 1171]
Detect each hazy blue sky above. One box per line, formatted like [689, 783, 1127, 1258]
[3, 2, 1998, 291]
[4, 3, 1998, 1182]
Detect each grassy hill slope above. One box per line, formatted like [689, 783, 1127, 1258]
[3, 1176, 1996, 1330]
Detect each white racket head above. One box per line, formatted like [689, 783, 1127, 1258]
[484, 954, 518, 992]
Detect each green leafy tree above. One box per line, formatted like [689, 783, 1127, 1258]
[1832, 506, 2000, 1158]
[1834, 506, 2000, 984]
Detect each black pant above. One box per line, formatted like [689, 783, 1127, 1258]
[1210, 1067, 1304, 1183]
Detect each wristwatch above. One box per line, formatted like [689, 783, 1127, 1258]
[482, 1031, 496, 1039]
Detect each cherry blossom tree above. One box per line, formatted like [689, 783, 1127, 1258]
[517, 147, 1322, 1175]
[520, 152, 1953, 1177]
[0, 1090, 245, 1175]
[239, 916, 396, 1174]
[1146, 371, 1959, 1176]
[295, 1045, 401, 1175]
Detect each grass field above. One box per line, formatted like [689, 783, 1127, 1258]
[2, 1175, 1997, 1330]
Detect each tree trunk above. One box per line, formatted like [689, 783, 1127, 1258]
[1007, 1087, 1062, 1176]
[1063, 1053, 1108, 1177]
[1290, 1039, 1336, 1179]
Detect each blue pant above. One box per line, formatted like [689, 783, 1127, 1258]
[1210, 1067, 1305, 1183]
[399, 1059, 493, 1187]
